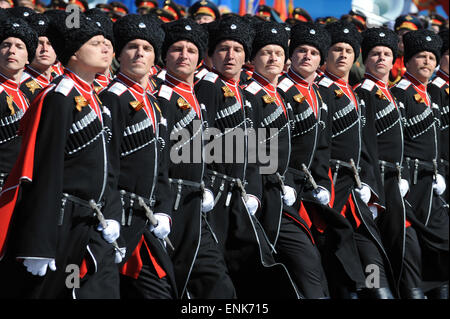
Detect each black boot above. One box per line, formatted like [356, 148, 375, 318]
[401, 287, 426, 299]
[358, 287, 395, 299]
[426, 284, 449, 299]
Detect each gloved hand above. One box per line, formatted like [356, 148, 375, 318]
[368, 204, 379, 219]
[355, 184, 371, 204]
[398, 178, 409, 198]
[97, 219, 120, 243]
[282, 186, 296, 206]
[433, 174, 446, 196]
[114, 247, 126, 264]
[245, 195, 259, 216]
[201, 188, 215, 213]
[312, 187, 331, 205]
[149, 213, 171, 239]
[23, 258, 56, 276]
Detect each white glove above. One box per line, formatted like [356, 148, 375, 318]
[312, 187, 331, 205]
[23, 258, 56, 276]
[398, 178, 409, 198]
[115, 247, 126, 264]
[245, 195, 259, 216]
[368, 204, 379, 219]
[433, 174, 446, 196]
[149, 213, 171, 239]
[282, 186, 296, 206]
[201, 189, 215, 213]
[355, 184, 371, 204]
[97, 219, 120, 244]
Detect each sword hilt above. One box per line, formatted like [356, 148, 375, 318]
[301, 164, 318, 190]
[138, 197, 175, 251]
[89, 199, 125, 258]
[349, 159, 362, 189]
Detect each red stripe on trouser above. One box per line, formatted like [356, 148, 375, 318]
[340, 194, 361, 228]
[120, 234, 166, 279]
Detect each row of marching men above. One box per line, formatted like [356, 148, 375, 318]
[0, 6, 448, 299]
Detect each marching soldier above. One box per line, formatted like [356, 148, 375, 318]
[275, 22, 337, 299]
[19, 13, 58, 102]
[242, 20, 312, 298]
[0, 16, 37, 190]
[317, 21, 395, 298]
[156, 18, 235, 299]
[194, 16, 298, 299]
[428, 29, 449, 203]
[355, 27, 425, 298]
[0, 11, 122, 298]
[391, 29, 448, 299]
[99, 14, 177, 299]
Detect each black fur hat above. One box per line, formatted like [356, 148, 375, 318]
[6, 6, 36, 20]
[207, 15, 255, 60]
[438, 29, 449, 55]
[0, 17, 38, 63]
[325, 20, 362, 61]
[113, 14, 164, 60]
[289, 22, 331, 65]
[403, 29, 443, 64]
[250, 21, 289, 62]
[361, 27, 398, 63]
[161, 18, 208, 64]
[85, 8, 115, 46]
[26, 13, 51, 39]
[46, 11, 105, 66]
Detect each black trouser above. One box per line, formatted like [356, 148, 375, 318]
[354, 226, 390, 289]
[120, 247, 175, 300]
[186, 216, 237, 299]
[275, 215, 329, 298]
[400, 227, 422, 293]
[0, 198, 120, 299]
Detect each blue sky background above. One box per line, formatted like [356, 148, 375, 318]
[42, 0, 448, 21]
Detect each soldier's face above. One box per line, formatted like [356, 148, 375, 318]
[165, 40, 199, 81]
[212, 40, 246, 82]
[364, 46, 394, 80]
[0, 0, 12, 8]
[0, 37, 29, 76]
[405, 51, 437, 83]
[194, 14, 214, 24]
[252, 44, 285, 80]
[326, 42, 355, 78]
[73, 35, 110, 73]
[119, 39, 155, 80]
[290, 44, 321, 78]
[32, 36, 57, 69]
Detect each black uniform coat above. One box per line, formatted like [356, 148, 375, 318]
[0, 73, 30, 182]
[0, 70, 121, 298]
[428, 69, 449, 202]
[19, 65, 58, 103]
[391, 72, 449, 283]
[156, 73, 207, 298]
[355, 73, 410, 295]
[317, 72, 393, 291]
[243, 72, 291, 246]
[195, 71, 299, 299]
[99, 72, 177, 297]
[279, 70, 369, 295]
